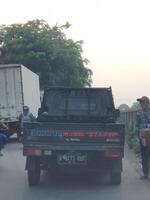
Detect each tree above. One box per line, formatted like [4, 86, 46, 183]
[130, 102, 140, 111]
[118, 104, 130, 112]
[0, 20, 92, 88]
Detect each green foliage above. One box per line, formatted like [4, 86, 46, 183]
[126, 124, 140, 154]
[130, 102, 140, 111]
[0, 19, 92, 88]
[118, 104, 130, 112]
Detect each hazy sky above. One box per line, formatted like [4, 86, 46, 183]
[1, 0, 150, 106]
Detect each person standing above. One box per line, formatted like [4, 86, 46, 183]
[136, 96, 150, 179]
[18, 106, 36, 140]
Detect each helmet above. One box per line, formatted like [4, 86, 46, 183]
[23, 106, 29, 111]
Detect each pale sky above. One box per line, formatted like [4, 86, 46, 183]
[1, 0, 150, 106]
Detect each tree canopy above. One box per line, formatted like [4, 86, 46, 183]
[118, 104, 130, 112]
[130, 102, 140, 111]
[0, 19, 92, 88]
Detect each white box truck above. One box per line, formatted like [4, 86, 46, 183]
[0, 64, 41, 137]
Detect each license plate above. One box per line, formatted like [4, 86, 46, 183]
[57, 151, 87, 165]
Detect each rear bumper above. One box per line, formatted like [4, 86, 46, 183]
[23, 143, 124, 160]
[23, 143, 123, 151]
[25, 152, 123, 173]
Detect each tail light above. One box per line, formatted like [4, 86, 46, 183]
[104, 150, 120, 158]
[23, 149, 42, 156]
[111, 151, 120, 158]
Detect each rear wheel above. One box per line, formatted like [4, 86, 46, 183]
[28, 168, 40, 186]
[27, 157, 41, 186]
[110, 172, 121, 185]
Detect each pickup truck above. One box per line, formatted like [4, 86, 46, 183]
[23, 87, 125, 186]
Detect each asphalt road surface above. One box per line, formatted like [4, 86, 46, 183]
[0, 142, 150, 200]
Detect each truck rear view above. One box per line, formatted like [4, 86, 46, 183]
[23, 87, 125, 186]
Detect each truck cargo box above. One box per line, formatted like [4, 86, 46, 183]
[39, 87, 119, 123]
[0, 64, 41, 121]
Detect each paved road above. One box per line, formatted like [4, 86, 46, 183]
[0, 142, 150, 200]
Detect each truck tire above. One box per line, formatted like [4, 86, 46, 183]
[110, 172, 121, 185]
[28, 168, 40, 186]
[26, 156, 41, 186]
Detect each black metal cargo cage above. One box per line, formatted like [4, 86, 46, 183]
[38, 87, 119, 123]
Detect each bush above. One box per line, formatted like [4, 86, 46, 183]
[126, 124, 140, 155]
